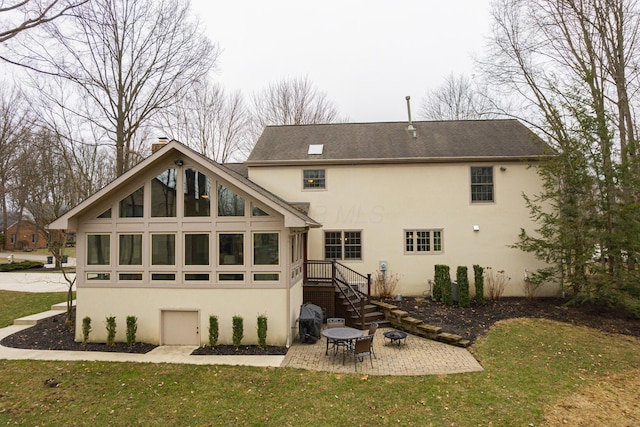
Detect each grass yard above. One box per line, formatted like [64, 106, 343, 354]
[0, 294, 639, 425]
[0, 290, 72, 327]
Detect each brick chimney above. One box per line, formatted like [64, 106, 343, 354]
[152, 136, 169, 153]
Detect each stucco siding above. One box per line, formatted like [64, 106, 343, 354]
[75, 287, 291, 345]
[249, 162, 558, 298]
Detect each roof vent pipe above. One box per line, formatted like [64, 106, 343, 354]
[405, 96, 417, 139]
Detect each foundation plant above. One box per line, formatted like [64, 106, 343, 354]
[372, 270, 400, 299]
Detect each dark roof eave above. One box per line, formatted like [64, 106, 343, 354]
[245, 155, 553, 167]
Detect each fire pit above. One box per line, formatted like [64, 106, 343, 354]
[383, 330, 407, 347]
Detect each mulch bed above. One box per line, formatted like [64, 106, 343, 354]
[0, 308, 157, 354]
[2, 298, 639, 354]
[391, 296, 640, 344]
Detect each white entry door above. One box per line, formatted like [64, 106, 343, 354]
[161, 310, 199, 345]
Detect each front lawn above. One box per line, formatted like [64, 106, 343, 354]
[0, 290, 72, 327]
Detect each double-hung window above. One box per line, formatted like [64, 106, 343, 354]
[471, 167, 494, 202]
[324, 231, 362, 260]
[405, 230, 443, 254]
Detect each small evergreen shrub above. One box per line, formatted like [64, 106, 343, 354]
[209, 315, 219, 347]
[82, 316, 91, 346]
[433, 264, 446, 301]
[436, 265, 453, 305]
[473, 264, 485, 304]
[126, 316, 137, 347]
[232, 315, 244, 349]
[457, 266, 470, 307]
[105, 316, 116, 346]
[257, 314, 268, 349]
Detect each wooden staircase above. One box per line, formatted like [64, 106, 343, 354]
[304, 260, 388, 329]
[335, 285, 389, 328]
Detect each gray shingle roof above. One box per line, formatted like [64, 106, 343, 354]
[247, 119, 551, 163]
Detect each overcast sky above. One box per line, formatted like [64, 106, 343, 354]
[191, 0, 494, 123]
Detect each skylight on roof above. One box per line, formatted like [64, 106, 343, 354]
[308, 144, 323, 155]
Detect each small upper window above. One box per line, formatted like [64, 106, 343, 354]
[119, 187, 144, 217]
[217, 184, 245, 216]
[471, 167, 494, 203]
[251, 204, 270, 217]
[303, 169, 325, 189]
[97, 209, 112, 219]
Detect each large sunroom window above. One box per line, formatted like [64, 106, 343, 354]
[184, 168, 211, 217]
[253, 233, 279, 265]
[151, 168, 177, 217]
[151, 234, 175, 265]
[87, 234, 110, 265]
[119, 234, 142, 265]
[185, 233, 209, 265]
[219, 233, 243, 265]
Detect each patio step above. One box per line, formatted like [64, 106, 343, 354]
[13, 300, 76, 326]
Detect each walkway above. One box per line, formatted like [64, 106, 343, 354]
[0, 305, 483, 375]
[0, 271, 483, 375]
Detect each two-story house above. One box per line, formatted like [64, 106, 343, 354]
[48, 119, 556, 347]
[245, 119, 555, 298]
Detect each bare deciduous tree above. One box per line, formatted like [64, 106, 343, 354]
[250, 75, 344, 142]
[0, 85, 31, 250]
[156, 80, 251, 163]
[17, 0, 219, 176]
[484, 0, 640, 300]
[420, 73, 495, 120]
[0, 0, 87, 44]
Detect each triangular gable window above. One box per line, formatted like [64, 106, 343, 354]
[251, 204, 270, 217]
[97, 208, 112, 219]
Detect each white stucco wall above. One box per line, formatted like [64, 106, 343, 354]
[249, 162, 559, 298]
[75, 287, 291, 345]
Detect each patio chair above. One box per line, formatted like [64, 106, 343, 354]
[346, 335, 374, 371]
[367, 322, 378, 358]
[325, 318, 346, 356]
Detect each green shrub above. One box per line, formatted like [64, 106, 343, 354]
[232, 315, 244, 349]
[436, 265, 453, 305]
[457, 266, 470, 307]
[433, 264, 445, 301]
[208, 315, 219, 347]
[126, 316, 137, 347]
[473, 264, 485, 304]
[82, 316, 91, 346]
[257, 314, 268, 349]
[0, 260, 44, 272]
[105, 316, 116, 346]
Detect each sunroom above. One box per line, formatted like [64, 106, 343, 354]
[49, 141, 320, 346]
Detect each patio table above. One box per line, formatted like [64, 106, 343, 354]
[322, 327, 363, 363]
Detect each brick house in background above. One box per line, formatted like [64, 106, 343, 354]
[5, 220, 48, 251]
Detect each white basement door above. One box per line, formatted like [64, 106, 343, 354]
[161, 310, 199, 345]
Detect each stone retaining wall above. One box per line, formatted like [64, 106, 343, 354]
[371, 300, 470, 348]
